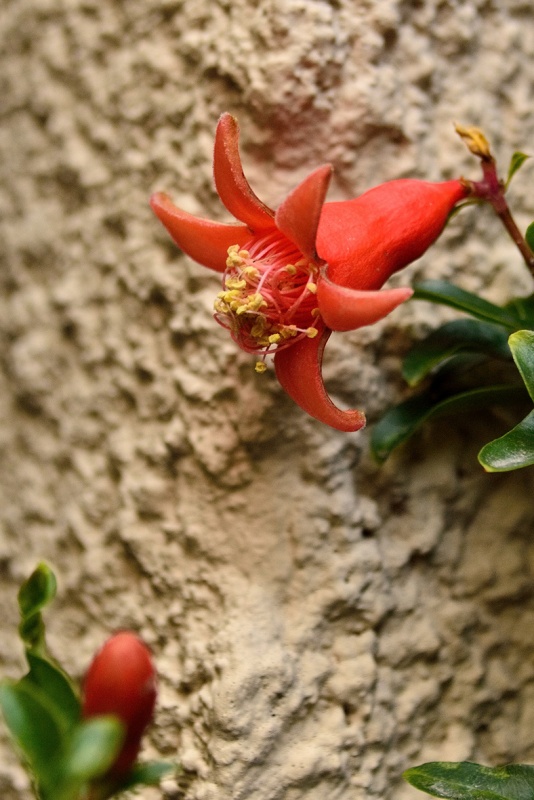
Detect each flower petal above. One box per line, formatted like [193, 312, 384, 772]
[275, 165, 332, 262]
[317, 273, 413, 331]
[214, 113, 275, 231]
[150, 192, 251, 272]
[274, 328, 366, 432]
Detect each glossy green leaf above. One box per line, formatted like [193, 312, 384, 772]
[478, 410, 534, 472]
[22, 652, 80, 730]
[509, 329, 534, 401]
[525, 222, 534, 254]
[505, 294, 534, 327]
[404, 761, 534, 800]
[412, 281, 521, 330]
[402, 320, 511, 386]
[506, 151, 530, 188]
[63, 716, 124, 781]
[121, 760, 176, 790]
[371, 385, 528, 463]
[18, 563, 57, 619]
[0, 680, 65, 789]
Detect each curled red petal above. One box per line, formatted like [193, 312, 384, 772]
[274, 329, 366, 432]
[317, 274, 413, 331]
[275, 165, 332, 262]
[150, 192, 251, 272]
[214, 113, 275, 231]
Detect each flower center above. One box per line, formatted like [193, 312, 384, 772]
[214, 231, 321, 370]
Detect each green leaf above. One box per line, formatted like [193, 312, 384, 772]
[509, 329, 534, 401]
[0, 680, 65, 791]
[18, 563, 57, 619]
[17, 563, 57, 655]
[412, 281, 521, 330]
[404, 761, 534, 800]
[372, 394, 431, 463]
[120, 760, 176, 790]
[402, 320, 511, 386]
[505, 294, 534, 327]
[506, 151, 530, 188]
[447, 198, 484, 222]
[22, 652, 80, 730]
[478, 410, 534, 472]
[18, 614, 47, 655]
[63, 716, 125, 782]
[371, 385, 528, 463]
[525, 222, 534, 254]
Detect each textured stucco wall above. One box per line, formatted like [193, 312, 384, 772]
[2, 1, 534, 798]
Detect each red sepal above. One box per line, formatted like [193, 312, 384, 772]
[274, 328, 366, 432]
[150, 192, 251, 272]
[275, 165, 332, 262]
[317, 273, 413, 331]
[214, 114, 275, 231]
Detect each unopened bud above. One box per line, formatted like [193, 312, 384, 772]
[82, 632, 157, 778]
[455, 124, 492, 160]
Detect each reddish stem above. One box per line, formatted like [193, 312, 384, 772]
[466, 157, 534, 278]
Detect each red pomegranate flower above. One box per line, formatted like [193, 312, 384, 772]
[82, 631, 157, 780]
[150, 114, 467, 431]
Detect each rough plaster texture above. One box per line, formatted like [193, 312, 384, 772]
[2, 0, 534, 798]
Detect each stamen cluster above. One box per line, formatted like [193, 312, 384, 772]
[214, 233, 321, 370]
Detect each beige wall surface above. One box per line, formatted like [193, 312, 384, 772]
[2, 0, 534, 798]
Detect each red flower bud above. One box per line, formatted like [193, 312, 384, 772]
[82, 632, 157, 779]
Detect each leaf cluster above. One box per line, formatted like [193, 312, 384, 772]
[371, 280, 534, 471]
[0, 564, 174, 800]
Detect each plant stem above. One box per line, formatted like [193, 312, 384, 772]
[465, 155, 534, 278]
[494, 202, 534, 276]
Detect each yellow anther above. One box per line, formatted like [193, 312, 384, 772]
[225, 278, 247, 290]
[268, 333, 281, 344]
[248, 294, 267, 310]
[226, 245, 251, 269]
[255, 362, 267, 373]
[311, 307, 321, 317]
[307, 282, 317, 294]
[221, 288, 241, 299]
[306, 327, 319, 338]
[280, 325, 298, 339]
[251, 318, 266, 338]
[236, 295, 263, 314]
[295, 258, 308, 267]
[243, 266, 260, 277]
[285, 264, 297, 275]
